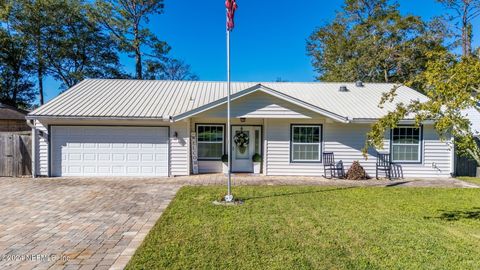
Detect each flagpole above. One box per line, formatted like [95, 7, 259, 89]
[225, 13, 233, 202]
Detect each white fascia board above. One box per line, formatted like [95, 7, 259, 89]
[351, 118, 435, 125]
[25, 115, 171, 121]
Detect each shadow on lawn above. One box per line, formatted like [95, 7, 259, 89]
[241, 186, 358, 201]
[384, 181, 410, 187]
[425, 208, 480, 221]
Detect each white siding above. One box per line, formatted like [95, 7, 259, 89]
[463, 107, 480, 135]
[35, 120, 49, 176]
[266, 120, 452, 178]
[198, 161, 222, 173]
[196, 91, 317, 119]
[266, 119, 325, 176]
[401, 125, 452, 177]
[170, 121, 190, 176]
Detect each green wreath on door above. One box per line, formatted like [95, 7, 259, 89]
[233, 130, 249, 154]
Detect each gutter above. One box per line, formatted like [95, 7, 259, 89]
[350, 118, 435, 124]
[26, 115, 172, 121]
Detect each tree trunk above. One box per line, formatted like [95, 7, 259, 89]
[134, 23, 142, 79]
[135, 45, 142, 79]
[461, 9, 472, 57]
[36, 38, 44, 105]
[38, 67, 44, 105]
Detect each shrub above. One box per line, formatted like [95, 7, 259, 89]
[346, 161, 368, 180]
[252, 153, 262, 162]
[221, 154, 228, 163]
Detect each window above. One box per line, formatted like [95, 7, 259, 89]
[291, 125, 322, 162]
[197, 125, 224, 160]
[391, 126, 422, 162]
[254, 127, 261, 154]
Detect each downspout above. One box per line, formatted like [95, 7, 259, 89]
[26, 119, 36, 178]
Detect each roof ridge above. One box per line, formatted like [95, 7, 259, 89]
[83, 78, 399, 85]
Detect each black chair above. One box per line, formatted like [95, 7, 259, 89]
[323, 152, 344, 179]
[376, 153, 392, 180]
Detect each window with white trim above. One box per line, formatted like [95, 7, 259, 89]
[197, 125, 224, 160]
[291, 125, 322, 162]
[391, 126, 421, 162]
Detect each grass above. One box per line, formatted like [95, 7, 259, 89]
[458, 177, 480, 186]
[126, 186, 480, 270]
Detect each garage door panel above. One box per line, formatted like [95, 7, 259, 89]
[52, 126, 169, 177]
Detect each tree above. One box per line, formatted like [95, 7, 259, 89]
[362, 51, 480, 163]
[45, 1, 125, 89]
[437, 0, 480, 57]
[90, 0, 170, 79]
[307, 0, 447, 90]
[144, 58, 198, 80]
[0, 16, 35, 108]
[3, 0, 68, 105]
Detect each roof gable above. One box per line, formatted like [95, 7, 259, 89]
[173, 84, 348, 122]
[192, 89, 326, 119]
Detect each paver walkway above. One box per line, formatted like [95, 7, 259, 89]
[0, 175, 476, 270]
[0, 178, 180, 270]
[149, 174, 480, 188]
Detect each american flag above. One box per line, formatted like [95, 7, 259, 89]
[225, 0, 238, 31]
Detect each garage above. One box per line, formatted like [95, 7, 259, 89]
[51, 126, 169, 177]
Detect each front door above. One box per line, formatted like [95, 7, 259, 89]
[232, 126, 261, 172]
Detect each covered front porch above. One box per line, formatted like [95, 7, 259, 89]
[168, 84, 453, 178]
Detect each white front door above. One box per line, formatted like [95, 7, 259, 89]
[232, 126, 261, 172]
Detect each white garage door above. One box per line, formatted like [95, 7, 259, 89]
[51, 126, 169, 177]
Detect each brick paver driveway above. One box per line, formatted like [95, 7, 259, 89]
[0, 178, 180, 270]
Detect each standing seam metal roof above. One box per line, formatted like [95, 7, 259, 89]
[29, 79, 428, 120]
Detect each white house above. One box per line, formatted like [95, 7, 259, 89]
[464, 106, 480, 136]
[26, 79, 454, 178]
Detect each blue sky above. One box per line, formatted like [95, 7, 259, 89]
[43, 0, 480, 102]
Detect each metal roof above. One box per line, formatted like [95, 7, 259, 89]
[28, 79, 428, 122]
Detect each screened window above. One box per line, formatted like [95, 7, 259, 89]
[197, 125, 224, 160]
[391, 126, 421, 162]
[291, 125, 322, 162]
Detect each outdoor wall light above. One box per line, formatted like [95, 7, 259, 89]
[174, 131, 178, 138]
[240, 117, 246, 122]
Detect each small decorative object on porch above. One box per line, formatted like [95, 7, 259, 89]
[234, 128, 249, 154]
[346, 161, 368, 180]
[252, 153, 262, 174]
[191, 132, 199, 174]
[222, 154, 229, 174]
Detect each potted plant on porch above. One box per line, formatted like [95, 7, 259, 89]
[252, 153, 262, 174]
[222, 154, 229, 174]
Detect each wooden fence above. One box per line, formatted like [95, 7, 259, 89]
[455, 155, 478, 177]
[0, 133, 32, 177]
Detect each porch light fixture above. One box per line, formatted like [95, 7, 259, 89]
[240, 117, 246, 122]
[174, 131, 178, 138]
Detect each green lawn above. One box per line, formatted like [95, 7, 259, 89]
[458, 177, 480, 186]
[127, 186, 480, 270]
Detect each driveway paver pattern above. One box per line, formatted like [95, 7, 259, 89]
[0, 178, 180, 270]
